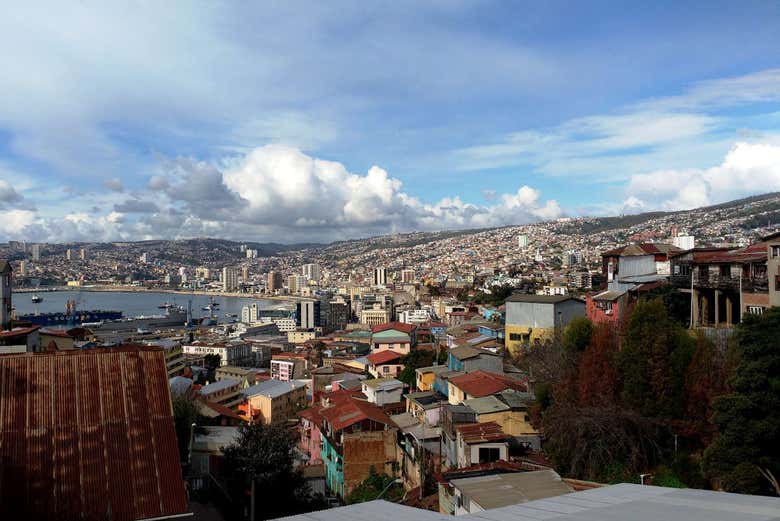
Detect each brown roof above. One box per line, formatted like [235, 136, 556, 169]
[0, 348, 188, 520]
[448, 370, 527, 397]
[371, 322, 417, 334]
[455, 421, 508, 443]
[679, 243, 767, 264]
[320, 396, 394, 432]
[602, 242, 682, 257]
[366, 350, 403, 365]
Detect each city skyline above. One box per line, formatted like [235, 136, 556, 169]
[1, 2, 779, 243]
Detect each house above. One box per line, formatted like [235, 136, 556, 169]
[504, 294, 585, 355]
[190, 426, 242, 477]
[362, 377, 404, 406]
[200, 378, 245, 410]
[463, 391, 539, 450]
[215, 365, 262, 384]
[390, 412, 442, 490]
[239, 379, 307, 424]
[448, 469, 573, 515]
[271, 353, 308, 381]
[415, 364, 450, 391]
[405, 390, 447, 426]
[766, 230, 780, 308]
[0, 325, 41, 353]
[370, 322, 417, 354]
[299, 406, 326, 464]
[587, 242, 683, 325]
[433, 369, 465, 398]
[447, 346, 503, 374]
[447, 370, 527, 406]
[455, 422, 509, 468]
[320, 397, 398, 498]
[0, 346, 189, 520]
[182, 340, 253, 366]
[38, 326, 92, 351]
[366, 349, 404, 378]
[669, 243, 769, 328]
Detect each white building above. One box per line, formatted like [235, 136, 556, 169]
[362, 378, 404, 406]
[518, 235, 528, 248]
[400, 269, 415, 284]
[31, 244, 41, 261]
[241, 303, 259, 324]
[673, 235, 695, 250]
[302, 263, 322, 281]
[182, 341, 253, 366]
[399, 308, 432, 325]
[222, 267, 239, 292]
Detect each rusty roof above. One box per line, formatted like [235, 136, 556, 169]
[455, 421, 508, 444]
[602, 243, 682, 257]
[320, 396, 394, 432]
[0, 347, 189, 520]
[371, 322, 417, 334]
[677, 243, 767, 264]
[448, 370, 527, 398]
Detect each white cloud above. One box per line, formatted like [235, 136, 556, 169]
[625, 142, 780, 211]
[0, 146, 561, 242]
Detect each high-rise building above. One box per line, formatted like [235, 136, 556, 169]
[79, 248, 86, 261]
[296, 300, 321, 329]
[222, 267, 238, 292]
[66, 249, 73, 261]
[18, 260, 26, 277]
[373, 267, 387, 286]
[139, 252, 148, 263]
[327, 295, 351, 331]
[400, 269, 415, 284]
[31, 244, 41, 261]
[518, 235, 529, 248]
[288, 274, 303, 294]
[242, 265, 249, 282]
[241, 303, 259, 324]
[267, 271, 283, 292]
[246, 248, 258, 259]
[302, 263, 321, 281]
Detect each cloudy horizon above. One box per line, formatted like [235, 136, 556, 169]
[1, 2, 779, 243]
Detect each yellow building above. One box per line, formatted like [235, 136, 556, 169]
[415, 365, 449, 391]
[504, 294, 585, 356]
[240, 379, 307, 424]
[463, 391, 538, 438]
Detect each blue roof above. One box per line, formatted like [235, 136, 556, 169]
[467, 334, 493, 345]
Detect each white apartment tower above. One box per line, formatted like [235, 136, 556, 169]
[31, 244, 41, 261]
[401, 269, 415, 284]
[302, 263, 322, 281]
[222, 267, 239, 292]
[518, 235, 529, 248]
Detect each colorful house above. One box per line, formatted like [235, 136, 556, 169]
[365, 350, 404, 378]
[504, 294, 585, 355]
[370, 322, 417, 354]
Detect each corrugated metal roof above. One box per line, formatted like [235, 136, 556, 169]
[451, 469, 572, 510]
[273, 483, 780, 521]
[243, 378, 306, 399]
[0, 347, 189, 520]
[200, 377, 240, 395]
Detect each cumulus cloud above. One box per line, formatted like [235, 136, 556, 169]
[0, 145, 562, 242]
[624, 142, 780, 211]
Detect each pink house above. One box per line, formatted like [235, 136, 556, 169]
[298, 406, 324, 464]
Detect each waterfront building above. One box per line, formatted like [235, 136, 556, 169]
[222, 266, 239, 292]
[302, 263, 322, 281]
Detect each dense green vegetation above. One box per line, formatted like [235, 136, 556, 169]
[530, 299, 779, 494]
[397, 348, 447, 388]
[346, 466, 404, 504]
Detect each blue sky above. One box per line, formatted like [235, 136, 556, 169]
[1, 1, 779, 242]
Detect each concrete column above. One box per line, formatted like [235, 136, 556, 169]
[714, 290, 720, 327]
[691, 290, 699, 328]
[725, 294, 733, 326]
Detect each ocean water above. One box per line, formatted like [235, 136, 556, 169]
[13, 290, 292, 320]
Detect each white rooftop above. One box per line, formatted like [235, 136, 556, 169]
[273, 483, 780, 521]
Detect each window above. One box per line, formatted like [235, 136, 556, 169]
[509, 333, 523, 341]
[478, 447, 501, 464]
[383, 366, 390, 373]
[747, 306, 765, 315]
[772, 245, 780, 258]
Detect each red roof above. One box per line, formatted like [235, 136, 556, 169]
[320, 396, 393, 432]
[0, 347, 188, 520]
[298, 405, 325, 426]
[602, 243, 681, 257]
[0, 325, 40, 339]
[371, 322, 417, 334]
[681, 243, 768, 264]
[449, 370, 527, 397]
[366, 350, 403, 365]
[455, 421, 508, 443]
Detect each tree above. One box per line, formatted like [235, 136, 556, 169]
[562, 317, 593, 354]
[702, 308, 780, 495]
[172, 395, 199, 463]
[618, 298, 694, 418]
[576, 323, 619, 406]
[223, 423, 326, 519]
[397, 349, 446, 388]
[542, 404, 665, 482]
[346, 466, 403, 504]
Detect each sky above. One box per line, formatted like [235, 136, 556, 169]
[1, 1, 779, 243]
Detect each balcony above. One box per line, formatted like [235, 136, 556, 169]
[692, 272, 741, 291]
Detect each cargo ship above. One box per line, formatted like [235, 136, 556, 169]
[17, 309, 123, 326]
[92, 307, 189, 332]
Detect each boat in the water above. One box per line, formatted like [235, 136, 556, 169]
[158, 301, 173, 309]
[31, 295, 43, 303]
[18, 309, 123, 326]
